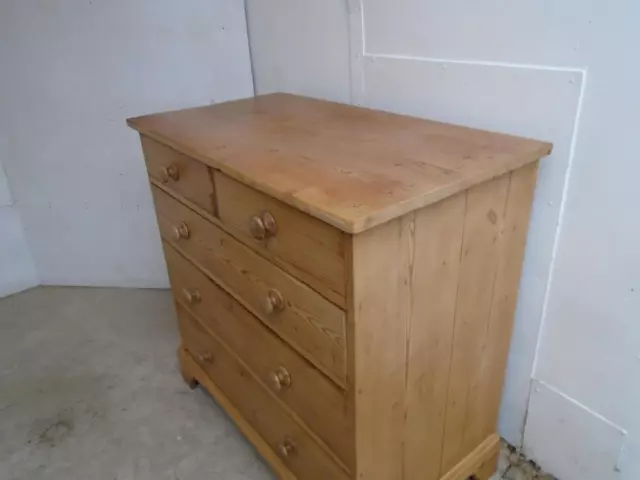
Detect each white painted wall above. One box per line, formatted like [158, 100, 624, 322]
[0, 161, 38, 298]
[246, 2, 640, 479]
[0, 0, 253, 288]
[246, 0, 351, 103]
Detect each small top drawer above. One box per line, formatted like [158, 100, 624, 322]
[140, 136, 216, 214]
[213, 172, 346, 306]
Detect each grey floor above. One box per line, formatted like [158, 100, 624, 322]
[0, 287, 273, 480]
[0, 287, 529, 479]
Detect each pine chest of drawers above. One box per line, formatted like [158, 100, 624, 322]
[128, 94, 551, 480]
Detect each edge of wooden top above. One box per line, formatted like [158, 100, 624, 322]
[127, 94, 553, 234]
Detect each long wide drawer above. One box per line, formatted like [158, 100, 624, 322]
[177, 304, 350, 480]
[152, 185, 347, 385]
[213, 172, 346, 306]
[164, 242, 354, 468]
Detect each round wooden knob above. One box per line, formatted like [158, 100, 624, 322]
[196, 351, 213, 363]
[182, 288, 201, 305]
[263, 289, 285, 315]
[270, 366, 291, 391]
[261, 211, 277, 237]
[249, 212, 277, 240]
[172, 222, 190, 241]
[277, 438, 296, 459]
[249, 215, 266, 240]
[159, 164, 179, 183]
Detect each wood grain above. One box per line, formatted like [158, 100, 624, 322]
[164, 242, 354, 469]
[177, 304, 351, 480]
[178, 346, 297, 480]
[347, 170, 536, 480]
[214, 172, 346, 303]
[128, 93, 552, 233]
[151, 178, 345, 307]
[152, 186, 348, 385]
[350, 214, 413, 480]
[439, 434, 500, 480]
[460, 162, 539, 454]
[473, 447, 500, 480]
[440, 173, 511, 473]
[132, 96, 549, 479]
[140, 135, 216, 214]
[403, 193, 466, 480]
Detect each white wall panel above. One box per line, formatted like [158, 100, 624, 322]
[246, 0, 351, 103]
[0, 0, 253, 287]
[363, 0, 632, 68]
[524, 380, 627, 480]
[533, 58, 640, 476]
[0, 206, 38, 298]
[0, 154, 38, 297]
[0, 160, 12, 207]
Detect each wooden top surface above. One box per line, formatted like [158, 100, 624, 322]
[128, 93, 552, 233]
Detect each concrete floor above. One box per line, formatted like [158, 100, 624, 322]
[0, 287, 273, 480]
[0, 287, 528, 479]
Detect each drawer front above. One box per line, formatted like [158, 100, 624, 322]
[164, 243, 353, 468]
[152, 186, 347, 385]
[141, 135, 216, 214]
[177, 305, 351, 480]
[214, 172, 346, 305]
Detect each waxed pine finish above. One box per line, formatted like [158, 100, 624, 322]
[128, 93, 552, 480]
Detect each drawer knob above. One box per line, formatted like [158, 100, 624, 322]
[159, 164, 180, 183]
[277, 437, 296, 459]
[172, 222, 190, 241]
[249, 212, 277, 240]
[196, 351, 214, 363]
[263, 289, 285, 315]
[182, 288, 201, 305]
[270, 366, 291, 391]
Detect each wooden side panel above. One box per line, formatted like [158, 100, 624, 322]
[349, 167, 538, 480]
[403, 193, 466, 480]
[440, 173, 512, 473]
[350, 214, 413, 480]
[460, 162, 539, 454]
